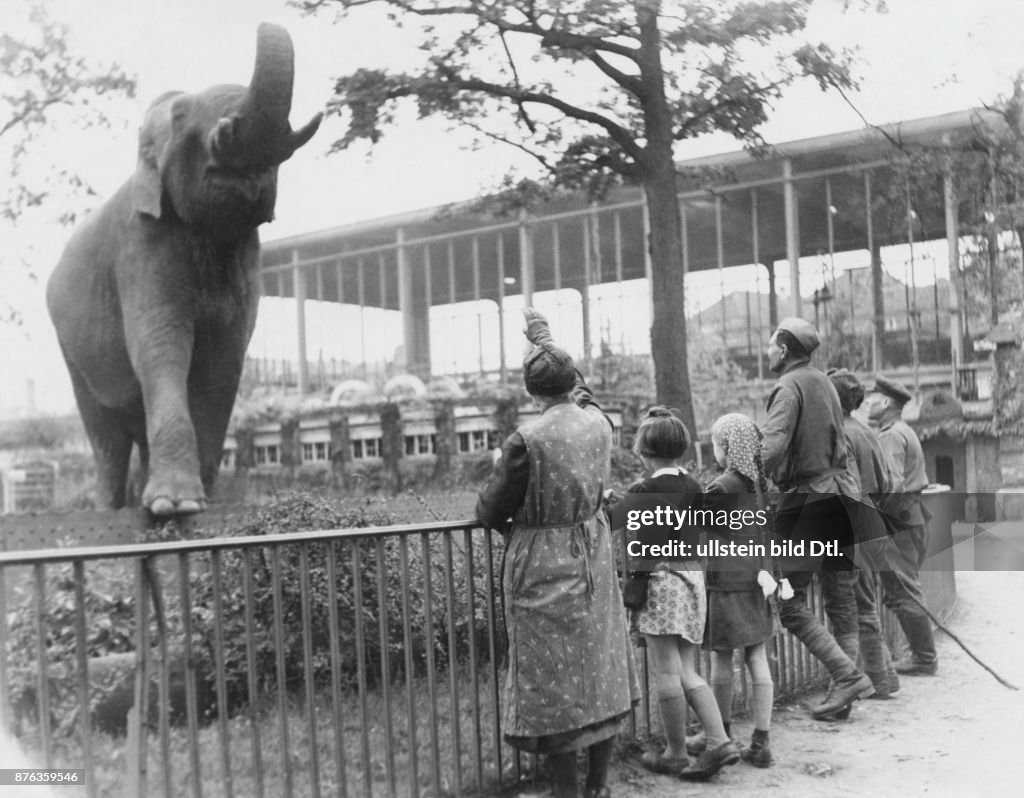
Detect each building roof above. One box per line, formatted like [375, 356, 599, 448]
[260, 107, 1006, 309]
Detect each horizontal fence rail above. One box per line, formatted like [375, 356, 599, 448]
[1, 518, 954, 797]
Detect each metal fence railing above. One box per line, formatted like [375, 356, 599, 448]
[1, 518, 956, 797]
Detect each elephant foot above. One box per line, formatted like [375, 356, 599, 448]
[149, 496, 206, 516]
[144, 471, 207, 516]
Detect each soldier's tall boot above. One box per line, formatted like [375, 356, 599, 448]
[894, 613, 938, 675]
[858, 634, 892, 698]
[795, 625, 873, 719]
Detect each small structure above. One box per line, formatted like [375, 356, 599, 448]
[912, 390, 999, 522]
[0, 461, 57, 514]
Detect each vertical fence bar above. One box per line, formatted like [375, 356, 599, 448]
[463, 529, 483, 791]
[374, 538, 396, 797]
[127, 558, 149, 798]
[776, 629, 788, 696]
[143, 559, 172, 798]
[72, 560, 96, 798]
[398, 536, 420, 796]
[420, 534, 442, 794]
[351, 540, 373, 798]
[210, 550, 234, 798]
[482, 530, 502, 786]
[298, 544, 322, 798]
[242, 549, 265, 798]
[178, 553, 203, 798]
[443, 531, 463, 797]
[324, 541, 349, 798]
[270, 548, 293, 797]
[32, 563, 52, 766]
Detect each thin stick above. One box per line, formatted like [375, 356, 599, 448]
[892, 569, 1019, 691]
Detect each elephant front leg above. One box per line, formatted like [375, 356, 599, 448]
[128, 315, 207, 516]
[66, 360, 140, 509]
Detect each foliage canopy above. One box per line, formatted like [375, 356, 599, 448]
[299, 0, 862, 430]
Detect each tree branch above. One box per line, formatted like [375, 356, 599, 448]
[449, 76, 643, 162]
[586, 50, 644, 98]
[498, 29, 536, 134]
[460, 119, 556, 174]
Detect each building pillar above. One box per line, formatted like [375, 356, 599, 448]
[871, 243, 885, 371]
[519, 210, 535, 308]
[783, 159, 801, 316]
[293, 251, 309, 394]
[397, 227, 431, 379]
[944, 165, 963, 368]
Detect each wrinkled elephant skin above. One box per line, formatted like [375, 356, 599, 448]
[46, 23, 321, 515]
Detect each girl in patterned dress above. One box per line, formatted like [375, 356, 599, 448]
[704, 413, 778, 768]
[625, 407, 740, 780]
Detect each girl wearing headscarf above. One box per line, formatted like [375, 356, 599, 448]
[476, 308, 638, 798]
[624, 407, 739, 780]
[703, 413, 778, 768]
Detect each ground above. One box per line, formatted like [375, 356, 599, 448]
[513, 570, 1024, 798]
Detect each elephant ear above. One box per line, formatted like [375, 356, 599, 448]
[133, 92, 189, 219]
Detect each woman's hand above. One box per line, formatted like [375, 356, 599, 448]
[522, 307, 553, 345]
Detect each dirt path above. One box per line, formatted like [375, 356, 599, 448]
[601, 570, 1024, 797]
[509, 571, 1024, 798]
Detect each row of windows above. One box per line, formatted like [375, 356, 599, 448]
[235, 426, 617, 467]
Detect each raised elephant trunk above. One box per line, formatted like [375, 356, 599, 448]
[209, 23, 322, 169]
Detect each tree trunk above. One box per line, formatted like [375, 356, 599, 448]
[636, 1, 696, 435]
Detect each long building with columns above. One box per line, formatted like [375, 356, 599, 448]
[255, 108, 1007, 392]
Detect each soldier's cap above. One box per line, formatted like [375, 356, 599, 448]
[871, 373, 912, 405]
[774, 317, 820, 354]
[826, 368, 864, 412]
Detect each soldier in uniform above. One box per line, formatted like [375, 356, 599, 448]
[761, 318, 874, 719]
[828, 369, 900, 700]
[864, 374, 939, 676]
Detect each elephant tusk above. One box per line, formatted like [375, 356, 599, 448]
[209, 116, 239, 163]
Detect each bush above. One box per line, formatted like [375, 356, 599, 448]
[4, 558, 145, 735]
[5, 492, 503, 734]
[183, 492, 501, 711]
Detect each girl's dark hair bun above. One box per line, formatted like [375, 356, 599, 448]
[644, 405, 680, 420]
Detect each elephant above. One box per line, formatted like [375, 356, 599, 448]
[47, 23, 321, 515]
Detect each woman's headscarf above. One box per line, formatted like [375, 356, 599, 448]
[523, 343, 576, 395]
[711, 413, 763, 486]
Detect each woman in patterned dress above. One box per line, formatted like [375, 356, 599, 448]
[625, 407, 740, 780]
[704, 413, 778, 768]
[476, 308, 638, 798]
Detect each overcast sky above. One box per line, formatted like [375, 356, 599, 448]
[3, 0, 1024, 416]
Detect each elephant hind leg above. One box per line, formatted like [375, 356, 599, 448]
[67, 362, 137, 510]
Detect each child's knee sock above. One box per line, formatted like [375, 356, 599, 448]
[656, 686, 689, 758]
[752, 679, 774, 732]
[710, 667, 734, 730]
[685, 684, 729, 749]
